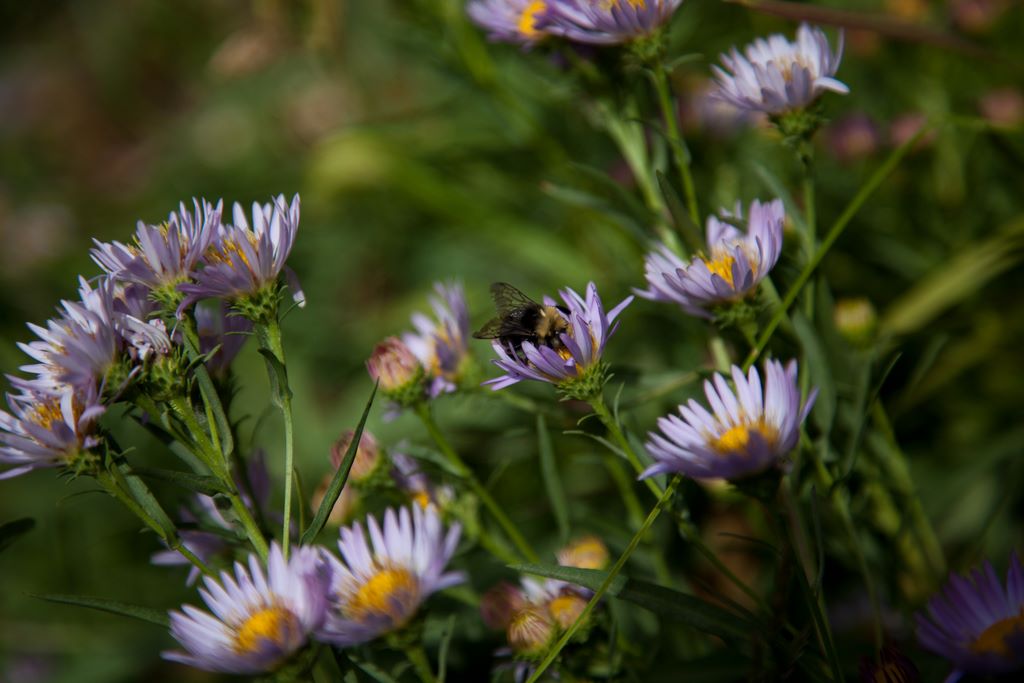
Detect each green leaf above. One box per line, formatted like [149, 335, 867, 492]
[301, 381, 378, 545]
[511, 563, 754, 640]
[179, 323, 234, 458]
[792, 312, 836, 433]
[347, 655, 400, 683]
[536, 415, 570, 543]
[0, 517, 35, 553]
[258, 347, 294, 406]
[128, 467, 226, 497]
[117, 461, 178, 540]
[35, 593, 169, 627]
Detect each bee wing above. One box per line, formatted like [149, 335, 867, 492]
[472, 317, 506, 340]
[489, 282, 540, 316]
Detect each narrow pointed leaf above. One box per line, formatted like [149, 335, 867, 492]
[657, 170, 702, 253]
[258, 347, 294, 406]
[437, 614, 456, 683]
[301, 381, 377, 545]
[129, 467, 226, 497]
[792, 312, 836, 433]
[36, 593, 170, 627]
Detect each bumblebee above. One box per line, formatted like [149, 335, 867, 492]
[472, 282, 570, 359]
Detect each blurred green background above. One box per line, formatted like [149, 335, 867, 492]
[1, 0, 1022, 680]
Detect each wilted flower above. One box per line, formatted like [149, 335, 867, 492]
[557, 535, 610, 570]
[712, 24, 848, 116]
[642, 360, 816, 481]
[0, 384, 104, 479]
[317, 505, 464, 646]
[636, 199, 784, 318]
[833, 297, 877, 347]
[825, 113, 880, 164]
[468, 0, 550, 45]
[481, 581, 530, 630]
[179, 195, 304, 320]
[366, 337, 425, 404]
[541, 0, 683, 46]
[915, 551, 1024, 677]
[507, 606, 556, 656]
[92, 198, 221, 302]
[163, 543, 329, 674]
[330, 429, 382, 483]
[979, 87, 1024, 131]
[402, 282, 472, 397]
[483, 282, 632, 397]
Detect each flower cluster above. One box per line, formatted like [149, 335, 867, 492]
[164, 505, 464, 673]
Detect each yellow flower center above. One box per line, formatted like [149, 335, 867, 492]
[548, 594, 587, 629]
[601, 0, 646, 9]
[207, 232, 258, 271]
[970, 611, 1024, 656]
[345, 567, 421, 625]
[518, 1, 546, 38]
[233, 605, 298, 654]
[558, 536, 609, 570]
[703, 254, 737, 288]
[412, 490, 432, 509]
[710, 421, 776, 456]
[31, 399, 65, 430]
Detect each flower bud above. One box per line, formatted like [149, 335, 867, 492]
[507, 607, 555, 658]
[557, 535, 610, 571]
[833, 297, 878, 348]
[480, 582, 527, 630]
[547, 592, 588, 630]
[311, 475, 358, 527]
[979, 88, 1023, 131]
[330, 429, 381, 483]
[366, 337, 424, 404]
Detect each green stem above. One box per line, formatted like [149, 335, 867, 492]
[97, 470, 214, 577]
[257, 319, 296, 560]
[652, 62, 700, 228]
[588, 396, 661, 502]
[527, 477, 681, 683]
[602, 453, 645, 530]
[168, 397, 223, 477]
[227, 490, 270, 560]
[404, 644, 437, 683]
[415, 403, 539, 563]
[743, 124, 933, 371]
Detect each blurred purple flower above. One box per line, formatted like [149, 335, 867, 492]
[179, 194, 304, 314]
[316, 505, 464, 646]
[915, 551, 1024, 678]
[92, 198, 221, 293]
[712, 24, 848, 115]
[402, 281, 471, 397]
[391, 449, 454, 508]
[468, 0, 550, 45]
[642, 360, 816, 480]
[540, 0, 683, 45]
[195, 301, 252, 374]
[825, 113, 880, 164]
[163, 543, 330, 674]
[484, 282, 632, 391]
[636, 199, 784, 318]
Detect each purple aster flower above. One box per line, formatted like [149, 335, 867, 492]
[468, 0, 550, 45]
[636, 198, 784, 318]
[0, 383, 104, 479]
[402, 282, 471, 397]
[540, 0, 683, 45]
[915, 551, 1024, 678]
[195, 301, 252, 374]
[390, 450, 454, 509]
[179, 195, 304, 316]
[642, 359, 816, 481]
[91, 198, 221, 294]
[163, 543, 330, 674]
[316, 505, 464, 646]
[483, 282, 632, 391]
[711, 23, 848, 115]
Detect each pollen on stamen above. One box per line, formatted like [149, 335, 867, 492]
[344, 566, 421, 625]
[233, 605, 299, 655]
